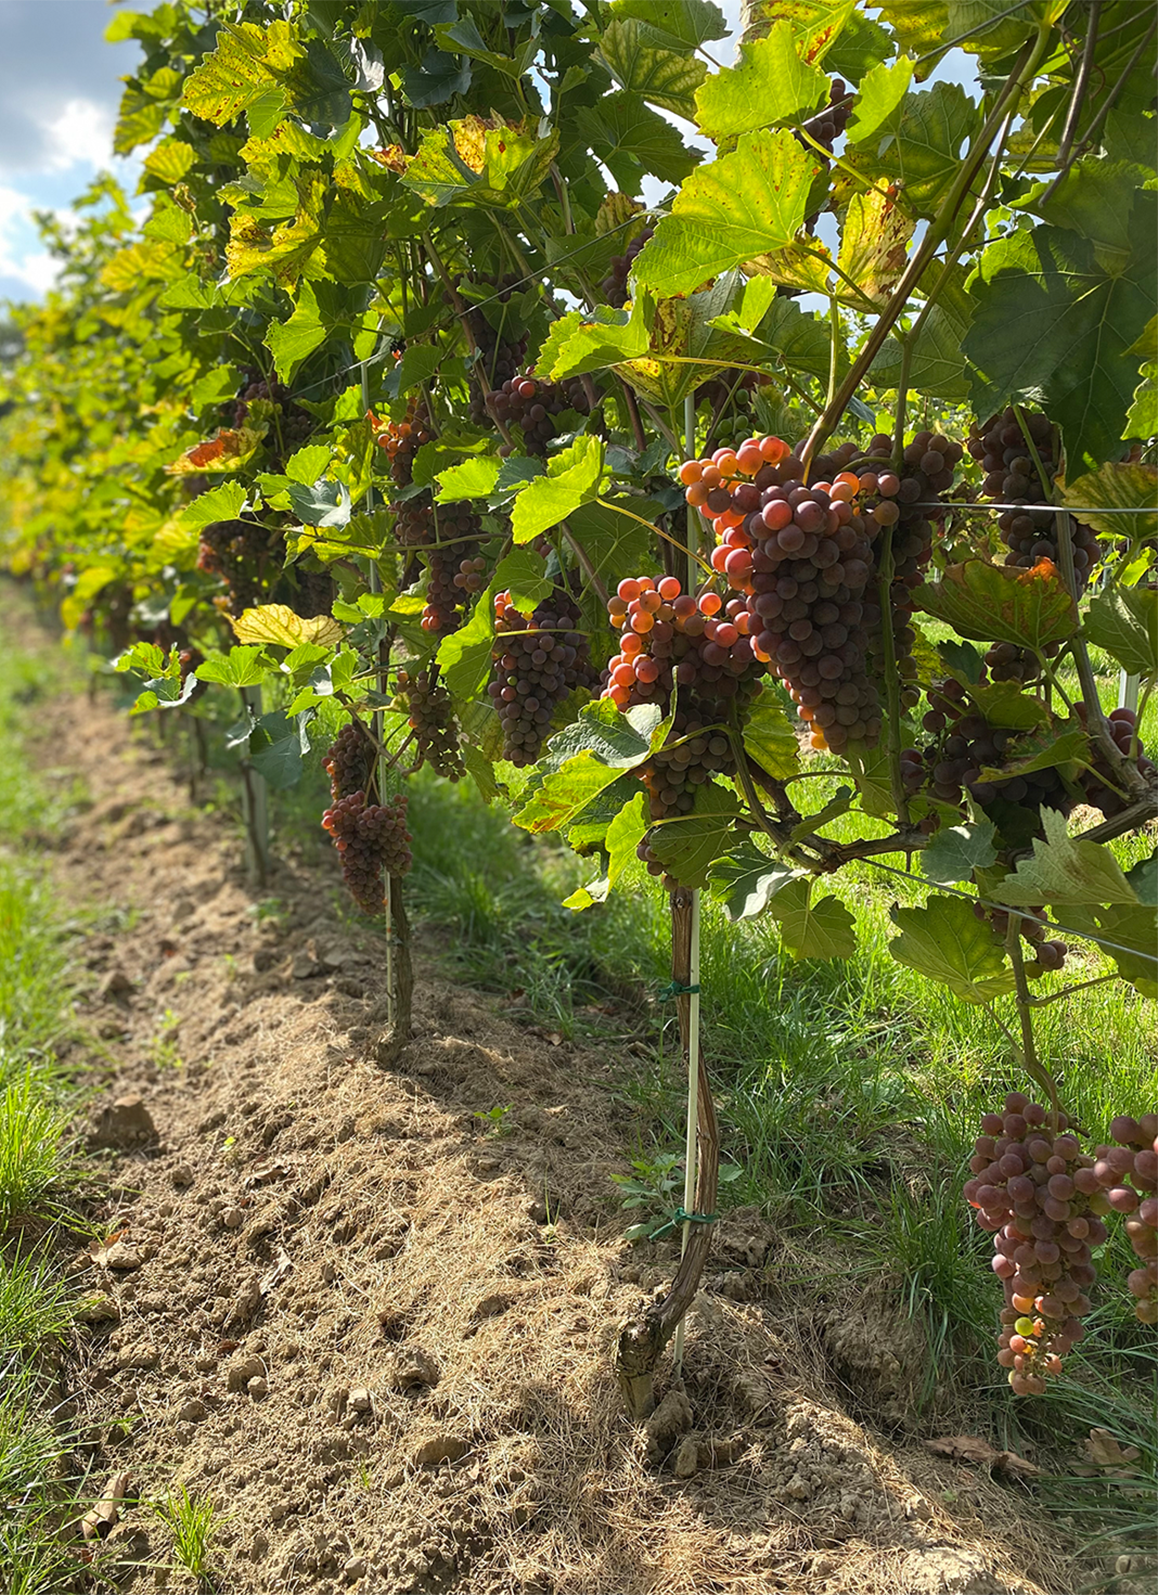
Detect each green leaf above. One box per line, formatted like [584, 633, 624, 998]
[509, 437, 605, 544]
[402, 119, 559, 209]
[399, 48, 472, 110]
[1083, 584, 1158, 678]
[516, 751, 639, 836]
[837, 185, 916, 308]
[597, 17, 707, 119]
[845, 82, 979, 218]
[536, 295, 654, 381]
[870, 273, 971, 396]
[382, 344, 442, 401]
[967, 681, 1051, 730]
[826, 8, 896, 83]
[195, 646, 275, 689]
[144, 137, 196, 186]
[994, 808, 1140, 909]
[284, 444, 332, 487]
[607, 792, 648, 888]
[576, 92, 700, 193]
[1061, 461, 1158, 544]
[562, 496, 658, 587]
[708, 844, 804, 922]
[436, 456, 502, 502]
[978, 723, 1087, 783]
[176, 482, 248, 533]
[538, 697, 658, 776]
[492, 549, 553, 615]
[888, 896, 1015, 1002]
[742, 686, 801, 780]
[631, 130, 817, 300]
[964, 208, 1156, 474]
[1125, 851, 1157, 908]
[770, 878, 857, 961]
[1017, 158, 1146, 258]
[845, 55, 914, 145]
[693, 23, 827, 141]
[432, 18, 529, 77]
[1090, 903, 1157, 999]
[872, 1, 950, 69]
[249, 713, 311, 790]
[920, 819, 998, 884]
[609, 0, 728, 49]
[946, 0, 1041, 54]
[647, 782, 741, 889]
[436, 582, 495, 701]
[914, 559, 1078, 650]
[265, 281, 329, 383]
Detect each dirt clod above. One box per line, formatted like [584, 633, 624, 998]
[89, 1093, 157, 1149]
[413, 1433, 471, 1466]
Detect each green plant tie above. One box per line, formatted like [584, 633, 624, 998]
[649, 1206, 718, 1241]
[657, 980, 700, 1002]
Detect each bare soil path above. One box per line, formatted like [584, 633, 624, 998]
[32, 652, 1078, 1595]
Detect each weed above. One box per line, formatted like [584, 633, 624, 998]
[152, 1485, 219, 1586]
[0, 1072, 75, 1227]
[472, 1104, 513, 1137]
[0, 1249, 76, 1355]
[151, 1009, 184, 1071]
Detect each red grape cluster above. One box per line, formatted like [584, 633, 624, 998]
[293, 566, 335, 619]
[196, 518, 284, 616]
[487, 587, 595, 765]
[455, 273, 529, 423]
[487, 371, 591, 457]
[396, 668, 464, 782]
[1101, 1116, 1158, 1324]
[1078, 704, 1155, 818]
[393, 495, 484, 636]
[679, 434, 883, 752]
[321, 791, 412, 914]
[966, 1093, 1105, 1394]
[602, 226, 653, 308]
[968, 406, 1101, 588]
[800, 79, 853, 152]
[323, 721, 375, 802]
[601, 573, 767, 881]
[974, 901, 1069, 973]
[375, 398, 434, 487]
[228, 367, 313, 450]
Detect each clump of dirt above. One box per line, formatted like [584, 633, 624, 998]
[17, 654, 1086, 1594]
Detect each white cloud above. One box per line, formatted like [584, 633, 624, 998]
[42, 96, 117, 173]
[0, 182, 62, 299]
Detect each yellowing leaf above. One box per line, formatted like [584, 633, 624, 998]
[231, 605, 343, 649]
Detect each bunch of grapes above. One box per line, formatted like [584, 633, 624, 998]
[973, 901, 1069, 973]
[800, 78, 853, 154]
[601, 574, 768, 882]
[487, 371, 591, 458]
[229, 367, 314, 450]
[966, 1093, 1105, 1394]
[321, 791, 412, 914]
[1078, 704, 1156, 818]
[376, 398, 434, 488]
[396, 668, 465, 781]
[196, 518, 284, 616]
[392, 494, 484, 636]
[293, 566, 335, 620]
[487, 587, 595, 765]
[679, 434, 883, 752]
[323, 721, 376, 803]
[1101, 1116, 1158, 1324]
[602, 226, 654, 308]
[455, 274, 530, 421]
[968, 407, 1101, 589]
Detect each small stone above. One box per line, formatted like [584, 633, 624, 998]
[384, 1348, 439, 1393]
[673, 1436, 700, 1479]
[292, 951, 320, 979]
[413, 1434, 470, 1466]
[221, 1207, 245, 1230]
[116, 1343, 159, 1370]
[101, 1242, 141, 1272]
[226, 1355, 265, 1393]
[348, 1387, 371, 1413]
[343, 1556, 367, 1582]
[90, 1095, 157, 1150]
[178, 1397, 208, 1422]
[170, 1165, 194, 1189]
[905, 1493, 933, 1521]
[77, 1294, 119, 1325]
[247, 1376, 268, 1401]
[194, 1354, 216, 1373]
[528, 1199, 551, 1224]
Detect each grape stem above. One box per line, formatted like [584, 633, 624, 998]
[595, 497, 714, 576]
[1027, 972, 1118, 1008]
[1003, 916, 1061, 1123]
[559, 519, 610, 608]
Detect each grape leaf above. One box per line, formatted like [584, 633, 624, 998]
[1017, 157, 1147, 258]
[826, 9, 896, 82]
[837, 185, 915, 307]
[1082, 585, 1158, 678]
[183, 20, 301, 127]
[436, 456, 502, 502]
[967, 682, 1051, 730]
[708, 845, 804, 922]
[510, 437, 605, 544]
[437, 580, 496, 700]
[770, 879, 857, 961]
[964, 208, 1156, 474]
[978, 723, 1087, 782]
[492, 549, 553, 615]
[845, 56, 914, 145]
[920, 819, 998, 884]
[873, 1, 950, 72]
[993, 807, 1140, 908]
[562, 496, 659, 587]
[914, 559, 1078, 649]
[176, 482, 248, 532]
[609, 0, 729, 50]
[606, 792, 648, 887]
[398, 48, 472, 110]
[1061, 461, 1158, 544]
[844, 82, 979, 218]
[576, 92, 701, 193]
[516, 751, 640, 836]
[694, 24, 828, 141]
[630, 131, 817, 300]
[888, 896, 1016, 1002]
[742, 686, 801, 780]
[195, 646, 275, 689]
[535, 295, 654, 381]
[947, 0, 1042, 55]
[596, 18, 707, 120]
[1087, 903, 1158, 999]
[1125, 850, 1158, 907]
[647, 782, 742, 889]
[231, 606, 342, 649]
[538, 698, 658, 776]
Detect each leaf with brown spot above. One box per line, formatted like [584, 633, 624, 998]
[1084, 1427, 1142, 1472]
[914, 558, 1079, 650]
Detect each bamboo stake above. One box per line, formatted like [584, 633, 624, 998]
[362, 364, 395, 1027]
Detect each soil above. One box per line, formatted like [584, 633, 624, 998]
[14, 626, 1111, 1594]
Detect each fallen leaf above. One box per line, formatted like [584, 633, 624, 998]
[81, 1469, 132, 1541]
[260, 1247, 294, 1296]
[926, 1434, 1041, 1478]
[1085, 1427, 1142, 1471]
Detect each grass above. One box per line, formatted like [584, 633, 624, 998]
[0, 593, 90, 1595]
[152, 1485, 220, 1587]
